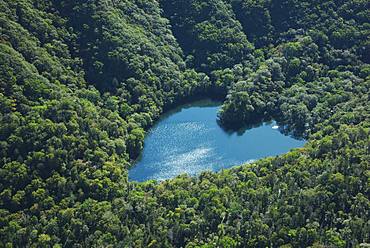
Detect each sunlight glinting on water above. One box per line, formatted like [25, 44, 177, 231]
[129, 100, 306, 182]
[152, 147, 215, 181]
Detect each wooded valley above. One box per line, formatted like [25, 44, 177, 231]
[0, 0, 369, 247]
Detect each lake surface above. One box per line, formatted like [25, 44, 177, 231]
[129, 99, 305, 182]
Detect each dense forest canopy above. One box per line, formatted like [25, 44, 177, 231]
[0, 0, 369, 247]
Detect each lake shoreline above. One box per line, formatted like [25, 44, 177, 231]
[129, 100, 306, 182]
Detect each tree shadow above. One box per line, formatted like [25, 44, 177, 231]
[217, 115, 307, 140]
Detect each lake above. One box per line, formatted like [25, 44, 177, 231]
[129, 99, 306, 181]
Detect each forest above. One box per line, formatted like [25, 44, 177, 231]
[0, 0, 369, 247]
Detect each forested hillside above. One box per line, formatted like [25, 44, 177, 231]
[0, 0, 369, 247]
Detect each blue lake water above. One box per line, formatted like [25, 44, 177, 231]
[129, 99, 306, 182]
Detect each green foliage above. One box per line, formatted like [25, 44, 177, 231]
[0, 0, 369, 247]
[160, 0, 253, 72]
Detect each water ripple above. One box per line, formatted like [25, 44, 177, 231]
[129, 100, 306, 182]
